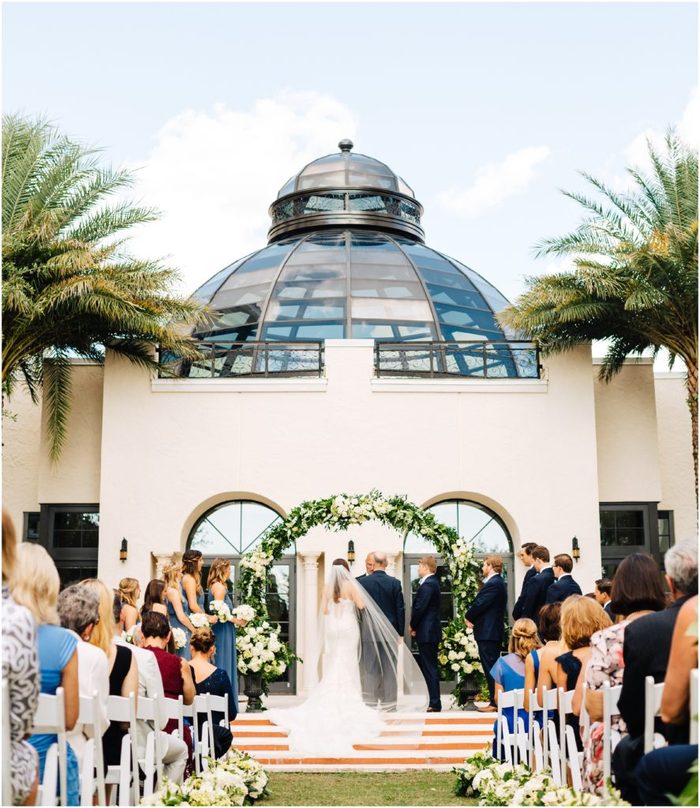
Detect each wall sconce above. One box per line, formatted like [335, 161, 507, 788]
[119, 538, 128, 562]
[572, 536, 580, 563]
[347, 539, 356, 564]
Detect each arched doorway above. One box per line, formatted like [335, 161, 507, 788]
[403, 498, 514, 675]
[187, 499, 297, 694]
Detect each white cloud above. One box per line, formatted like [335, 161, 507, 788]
[433, 146, 550, 219]
[122, 92, 358, 294]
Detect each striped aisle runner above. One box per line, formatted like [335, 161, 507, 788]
[233, 711, 495, 771]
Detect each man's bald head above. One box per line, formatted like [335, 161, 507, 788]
[373, 551, 387, 568]
[365, 553, 376, 574]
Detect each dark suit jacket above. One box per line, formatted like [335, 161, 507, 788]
[603, 601, 615, 620]
[410, 574, 442, 643]
[520, 567, 554, 621]
[545, 574, 582, 604]
[465, 575, 507, 644]
[358, 570, 405, 637]
[618, 596, 692, 742]
[512, 566, 537, 620]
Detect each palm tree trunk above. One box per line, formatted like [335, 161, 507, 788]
[687, 357, 698, 508]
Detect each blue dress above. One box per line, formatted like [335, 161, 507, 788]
[490, 653, 529, 760]
[192, 666, 237, 757]
[167, 583, 192, 660]
[210, 589, 238, 704]
[29, 625, 80, 806]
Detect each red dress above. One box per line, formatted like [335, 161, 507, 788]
[145, 645, 193, 771]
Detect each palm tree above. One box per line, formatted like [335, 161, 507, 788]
[2, 114, 205, 459]
[500, 132, 698, 499]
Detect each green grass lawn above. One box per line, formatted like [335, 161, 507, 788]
[261, 771, 478, 806]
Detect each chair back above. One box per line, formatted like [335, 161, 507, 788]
[159, 694, 184, 739]
[541, 687, 558, 763]
[526, 687, 542, 769]
[135, 695, 164, 790]
[495, 688, 517, 763]
[31, 688, 68, 807]
[78, 692, 107, 806]
[601, 681, 622, 780]
[106, 693, 139, 806]
[2, 679, 12, 806]
[690, 668, 698, 745]
[643, 676, 665, 754]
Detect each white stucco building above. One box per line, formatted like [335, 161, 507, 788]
[3, 141, 695, 695]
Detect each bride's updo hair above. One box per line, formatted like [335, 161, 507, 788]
[331, 558, 350, 602]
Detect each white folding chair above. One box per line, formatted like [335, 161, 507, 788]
[2, 678, 12, 806]
[601, 681, 622, 781]
[160, 694, 184, 740]
[565, 725, 583, 791]
[513, 688, 528, 764]
[182, 695, 212, 774]
[690, 669, 698, 744]
[557, 688, 581, 785]
[526, 687, 544, 770]
[200, 692, 231, 765]
[541, 687, 559, 773]
[546, 716, 562, 785]
[580, 682, 591, 744]
[78, 692, 107, 807]
[135, 695, 165, 800]
[495, 689, 515, 764]
[31, 688, 68, 807]
[104, 693, 139, 807]
[643, 676, 666, 753]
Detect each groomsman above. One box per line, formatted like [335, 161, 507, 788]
[512, 542, 538, 620]
[594, 578, 614, 619]
[545, 554, 582, 604]
[465, 555, 507, 712]
[410, 555, 442, 712]
[520, 545, 555, 621]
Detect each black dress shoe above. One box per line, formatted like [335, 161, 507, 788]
[426, 706, 442, 712]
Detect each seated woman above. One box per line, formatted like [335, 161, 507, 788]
[491, 618, 541, 759]
[525, 602, 561, 721]
[189, 627, 238, 758]
[141, 579, 169, 619]
[12, 545, 80, 806]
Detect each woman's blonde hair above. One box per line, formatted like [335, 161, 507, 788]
[561, 594, 612, 650]
[2, 509, 17, 584]
[207, 558, 231, 589]
[509, 618, 542, 659]
[80, 578, 116, 654]
[118, 577, 140, 608]
[11, 544, 60, 624]
[163, 563, 182, 590]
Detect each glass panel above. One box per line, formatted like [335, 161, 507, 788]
[436, 306, 499, 330]
[52, 511, 99, 549]
[57, 565, 99, 590]
[192, 256, 252, 303]
[275, 280, 345, 299]
[405, 500, 511, 554]
[599, 509, 646, 547]
[351, 279, 425, 299]
[351, 298, 432, 322]
[658, 511, 673, 555]
[24, 512, 40, 541]
[427, 284, 491, 311]
[209, 284, 268, 310]
[190, 501, 282, 556]
[267, 301, 345, 321]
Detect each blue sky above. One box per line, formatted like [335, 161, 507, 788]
[3, 2, 697, 303]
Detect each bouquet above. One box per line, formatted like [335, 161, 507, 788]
[190, 612, 212, 629]
[210, 599, 233, 623]
[171, 627, 187, 650]
[232, 604, 255, 623]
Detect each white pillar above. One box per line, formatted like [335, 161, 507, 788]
[386, 552, 400, 578]
[299, 551, 322, 690]
[151, 552, 177, 579]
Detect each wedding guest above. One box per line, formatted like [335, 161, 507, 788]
[118, 577, 141, 631]
[491, 618, 541, 759]
[660, 594, 698, 727]
[182, 549, 207, 616]
[113, 598, 189, 784]
[164, 562, 195, 660]
[410, 555, 443, 712]
[142, 578, 168, 619]
[356, 552, 375, 581]
[81, 579, 139, 770]
[525, 602, 561, 712]
[545, 554, 582, 604]
[189, 627, 237, 758]
[520, 546, 555, 621]
[56, 585, 110, 770]
[512, 542, 538, 620]
[582, 553, 666, 795]
[13, 544, 80, 806]
[141, 611, 196, 771]
[207, 558, 243, 704]
[618, 540, 697, 743]
[594, 578, 614, 619]
[2, 510, 40, 806]
[465, 555, 507, 712]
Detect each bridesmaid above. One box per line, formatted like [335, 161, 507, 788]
[207, 558, 245, 704]
[164, 563, 195, 659]
[182, 549, 207, 615]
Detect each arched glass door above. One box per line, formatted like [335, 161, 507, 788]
[188, 500, 297, 694]
[403, 499, 514, 675]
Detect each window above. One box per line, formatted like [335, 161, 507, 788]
[657, 511, 674, 555]
[38, 505, 100, 588]
[598, 503, 660, 574]
[23, 512, 40, 542]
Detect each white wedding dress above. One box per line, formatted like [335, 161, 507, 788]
[267, 597, 384, 756]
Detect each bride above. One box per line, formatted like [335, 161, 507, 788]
[267, 558, 426, 756]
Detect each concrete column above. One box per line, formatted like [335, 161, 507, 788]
[151, 552, 177, 579]
[386, 552, 400, 578]
[299, 551, 322, 690]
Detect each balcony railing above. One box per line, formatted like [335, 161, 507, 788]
[159, 341, 324, 379]
[374, 341, 541, 379]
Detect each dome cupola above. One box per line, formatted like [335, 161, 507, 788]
[268, 140, 424, 243]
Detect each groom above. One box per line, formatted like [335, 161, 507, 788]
[410, 555, 442, 712]
[358, 551, 404, 709]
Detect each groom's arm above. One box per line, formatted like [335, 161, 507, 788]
[410, 583, 429, 629]
[394, 581, 405, 637]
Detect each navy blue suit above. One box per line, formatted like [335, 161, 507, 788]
[520, 567, 555, 622]
[466, 574, 507, 705]
[358, 570, 405, 708]
[410, 574, 442, 710]
[512, 566, 537, 620]
[544, 574, 582, 604]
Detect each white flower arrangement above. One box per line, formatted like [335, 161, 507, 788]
[236, 621, 286, 678]
[190, 612, 212, 629]
[239, 549, 274, 580]
[209, 599, 233, 623]
[170, 627, 187, 650]
[439, 625, 482, 677]
[232, 604, 255, 623]
[141, 748, 268, 806]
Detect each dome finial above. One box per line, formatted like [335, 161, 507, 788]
[338, 138, 354, 153]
